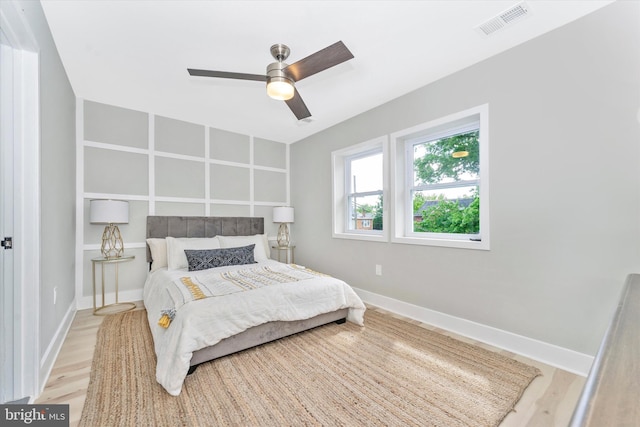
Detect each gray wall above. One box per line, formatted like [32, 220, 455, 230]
[79, 102, 289, 302]
[291, 1, 640, 356]
[15, 2, 77, 370]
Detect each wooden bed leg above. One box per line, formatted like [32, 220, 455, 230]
[335, 318, 346, 324]
[187, 365, 198, 375]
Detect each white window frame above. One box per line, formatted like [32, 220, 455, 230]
[332, 136, 388, 242]
[390, 104, 490, 250]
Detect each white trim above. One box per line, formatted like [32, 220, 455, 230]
[38, 303, 75, 395]
[148, 114, 155, 215]
[285, 143, 291, 204]
[354, 287, 594, 376]
[17, 48, 40, 400]
[249, 136, 255, 216]
[204, 124, 210, 216]
[83, 242, 146, 251]
[252, 164, 287, 173]
[153, 196, 208, 204]
[84, 139, 148, 155]
[0, 1, 41, 399]
[82, 193, 288, 207]
[75, 100, 85, 309]
[84, 192, 149, 201]
[83, 139, 288, 172]
[154, 150, 206, 163]
[0, 29, 17, 405]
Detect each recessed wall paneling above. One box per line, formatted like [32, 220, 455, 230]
[155, 202, 206, 216]
[210, 203, 251, 217]
[254, 169, 286, 202]
[84, 147, 148, 195]
[255, 137, 286, 169]
[83, 199, 148, 245]
[210, 128, 250, 163]
[155, 116, 205, 157]
[81, 100, 290, 303]
[84, 100, 148, 148]
[254, 205, 279, 236]
[155, 157, 205, 198]
[211, 164, 250, 200]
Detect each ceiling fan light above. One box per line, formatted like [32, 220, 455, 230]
[267, 77, 295, 101]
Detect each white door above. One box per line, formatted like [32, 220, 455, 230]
[1, 1, 41, 403]
[0, 28, 16, 404]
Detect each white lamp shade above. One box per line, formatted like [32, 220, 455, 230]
[273, 206, 294, 223]
[90, 200, 129, 224]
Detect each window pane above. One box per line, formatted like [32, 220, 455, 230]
[349, 152, 383, 193]
[413, 130, 479, 186]
[413, 187, 479, 234]
[348, 194, 383, 231]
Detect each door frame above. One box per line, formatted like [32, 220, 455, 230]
[0, 0, 41, 403]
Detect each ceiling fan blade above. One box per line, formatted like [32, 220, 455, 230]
[187, 68, 267, 82]
[284, 41, 354, 82]
[285, 89, 311, 120]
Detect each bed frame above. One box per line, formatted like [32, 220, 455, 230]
[146, 216, 348, 374]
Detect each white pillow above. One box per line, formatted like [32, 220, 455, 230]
[217, 234, 270, 262]
[146, 238, 168, 272]
[166, 237, 221, 270]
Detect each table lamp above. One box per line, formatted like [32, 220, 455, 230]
[273, 206, 294, 247]
[90, 199, 129, 259]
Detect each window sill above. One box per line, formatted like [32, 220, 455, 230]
[332, 231, 388, 243]
[391, 235, 490, 250]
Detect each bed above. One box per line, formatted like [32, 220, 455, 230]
[144, 216, 366, 396]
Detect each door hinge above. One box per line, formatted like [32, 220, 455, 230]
[1, 237, 12, 249]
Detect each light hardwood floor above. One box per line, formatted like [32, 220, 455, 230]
[36, 303, 586, 427]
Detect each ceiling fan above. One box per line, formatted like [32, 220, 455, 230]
[187, 41, 354, 120]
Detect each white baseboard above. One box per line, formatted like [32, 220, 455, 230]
[39, 301, 76, 396]
[353, 287, 594, 377]
[77, 289, 144, 311]
[73, 285, 593, 375]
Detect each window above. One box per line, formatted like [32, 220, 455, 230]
[391, 105, 489, 249]
[332, 136, 388, 242]
[346, 150, 383, 232]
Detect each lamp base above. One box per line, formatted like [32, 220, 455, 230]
[276, 223, 290, 247]
[101, 223, 124, 258]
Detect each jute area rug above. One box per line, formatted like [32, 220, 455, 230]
[80, 309, 541, 427]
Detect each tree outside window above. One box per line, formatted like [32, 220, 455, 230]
[411, 130, 480, 235]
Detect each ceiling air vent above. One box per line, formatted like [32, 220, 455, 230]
[476, 2, 531, 36]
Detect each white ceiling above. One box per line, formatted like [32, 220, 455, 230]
[41, 0, 612, 144]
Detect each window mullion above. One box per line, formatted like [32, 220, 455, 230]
[413, 179, 480, 192]
[348, 190, 383, 198]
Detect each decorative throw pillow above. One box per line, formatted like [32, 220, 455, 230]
[217, 234, 270, 262]
[146, 238, 168, 272]
[184, 244, 257, 271]
[166, 237, 221, 270]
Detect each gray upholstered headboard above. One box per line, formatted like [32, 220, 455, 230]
[146, 216, 264, 262]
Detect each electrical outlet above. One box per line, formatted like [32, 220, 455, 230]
[53, 287, 57, 305]
[375, 264, 382, 276]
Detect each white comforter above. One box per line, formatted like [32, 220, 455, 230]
[143, 260, 366, 396]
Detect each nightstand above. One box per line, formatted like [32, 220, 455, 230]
[91, 255, 136, 315]
[271, 245, 295, 264]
